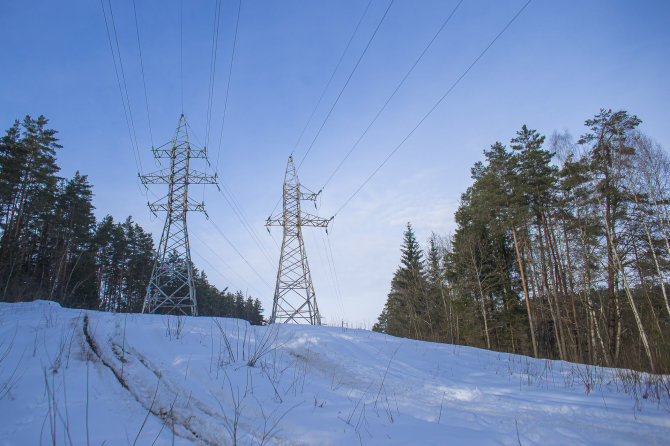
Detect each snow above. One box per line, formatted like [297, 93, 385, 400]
[0, 300, 668, 445]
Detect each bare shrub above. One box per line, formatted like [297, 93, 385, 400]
[211, 319, 284, 368]
[0, 327, 24, 400]
[164, 316, 186, 340]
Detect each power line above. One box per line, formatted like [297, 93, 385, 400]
[290, 0, 373, 158]
[325, 232, 345, 313]
[221, 183, 277, 266]
[304, 230, 343, 323]
[268, 229, 281, 250]
[208, 217, 274, 291]
[108, 0, 143, 173]
[185, 109, 278, 272]
[205, 0, 223, 150]
[218, 182, 277, 269]
[99, 0, 144, 178]
[180, 0, 184, 113]
[131, 0, 154, 148]
[185, 124, 278, 272]
[334, 0, 532, 216]
[268, 0, 373, 218]
[295, 0, 396, 172]
[198, 1, 270, 274]
[215, 0, 243, 173]
[190, 242, 233, 284]
[321, 0, 464, 191]
[320, 231, 346, 322]
[201, 0, 223, 207]
[190, 228, 266, 297]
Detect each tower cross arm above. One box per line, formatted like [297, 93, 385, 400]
[188, 169, 218, 185]
[182, 148, 209, 159]
[140, 170, 217, 185]
[300, 213, 333, 228]
[265, 215, 283, 227]
[140, 169, 171, 185]
[148, 199, 207, 214]
[299, 185, 321, 202]
[151, 146, 208, 159]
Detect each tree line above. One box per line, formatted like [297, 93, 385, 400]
[374, 109, 670, 373]
[0, 115, 264, 324]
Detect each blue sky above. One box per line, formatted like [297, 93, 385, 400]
[2, 0, 669, 326]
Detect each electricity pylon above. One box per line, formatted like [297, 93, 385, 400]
[266, 155, 331, 325]
[140, 114, 217, 316]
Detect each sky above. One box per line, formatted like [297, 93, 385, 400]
[2, 0, 669, 327]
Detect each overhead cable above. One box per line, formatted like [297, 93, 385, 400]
[290, 0, 374, 158]
[205, 0, 223, 150]
[99, 0, 144, 178]
[334, 0, 532, 216]
[218, 183, 277, 269]
[190, 229, 266, 297]
[208, 218, 274, 291]
[131, 0, 154, 148]
[321, 0, 464, 190]
[180, 0, 184, 113]
[295, 0, 397, 172]
[269, 0, 387, 217]
[215, 0, 243, 173]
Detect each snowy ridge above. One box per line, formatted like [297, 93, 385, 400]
[0, 301, 668, 445]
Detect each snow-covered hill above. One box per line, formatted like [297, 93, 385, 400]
[0, 301, 668, 445]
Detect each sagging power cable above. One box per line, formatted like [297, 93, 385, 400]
[321, 0, 464, 191]
[334, 0, 532, 217]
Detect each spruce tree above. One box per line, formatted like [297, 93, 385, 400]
[426, 234, 447, 341]
[376, 223, 427, 339]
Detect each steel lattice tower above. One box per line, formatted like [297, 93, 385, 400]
[266, 155, 331, 325]
[140, 114, 217, 315]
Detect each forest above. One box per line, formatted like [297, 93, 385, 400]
[0, 115, 264, 325]
[3, 110, 670, 374]
[375, 108, 670, 374]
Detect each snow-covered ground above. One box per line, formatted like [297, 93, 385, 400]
[0, 301, 668, 445]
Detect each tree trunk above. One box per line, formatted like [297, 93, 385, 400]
[630, 177, 670, 318]
[559, 212, 583, 362]
[471, 257, 491, 350]
[613, 241, 656, 372]
[600, 197, 655, 372]
[510, 224, 538, 358]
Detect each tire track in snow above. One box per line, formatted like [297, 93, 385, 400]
[83, 314, 275, 445]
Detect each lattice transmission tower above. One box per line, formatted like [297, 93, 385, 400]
[266, 155, 331, 325]
[140, 114, 217, 315]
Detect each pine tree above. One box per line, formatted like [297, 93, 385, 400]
[370, 109, 669, 372]
[511, 126, 564, 358]
[0, 116, 61, 301]
[579, 109, 641, 362]
[50, 172, 97, 307]
[94, 215, 116, 310]
[0, 115, 267, 324]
